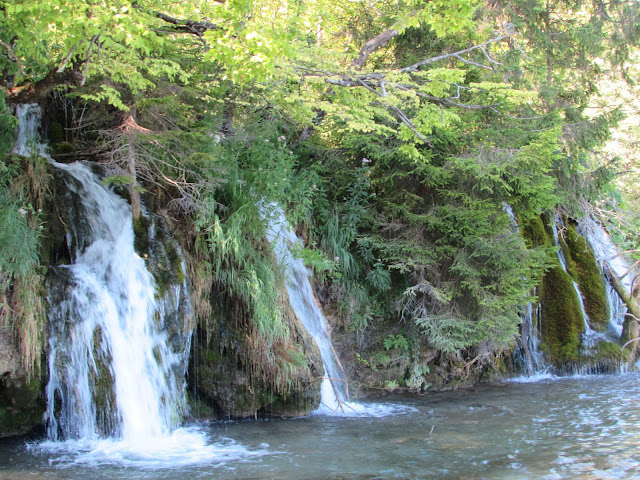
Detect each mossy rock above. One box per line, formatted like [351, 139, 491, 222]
[594, 341, 627, 363]
[52, 142, 75, 155]
[540, 264, 584, 365]
[559, 222, 609, 330]
[522, 216, 553, 249]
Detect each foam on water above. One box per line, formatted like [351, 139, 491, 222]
[508, 370, 558, 383]
[32, 429, 270, 469]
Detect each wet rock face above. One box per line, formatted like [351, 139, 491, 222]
[188, 306, 323, 420]
[133, 214, 194, 358]
[0, 328, 45, 437]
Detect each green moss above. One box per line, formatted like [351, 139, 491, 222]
[133, 215, 151, 256]
[522, 216, 553, 249]
[560, 223, 609, 330]
[594, 341, 627, 363]
[540, 264, 584, 365]
[52, 142, 75, 155]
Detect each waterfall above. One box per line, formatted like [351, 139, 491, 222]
[551, 218, 609, 353]
[502, 204, 545, 375]
[262, 204, 349, 413]
[15, 104, 262, 466]
[45, 160, 190, 441]
[262, 203, 409, 416]
[578, 216, 630, 338]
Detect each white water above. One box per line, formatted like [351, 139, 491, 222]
[263, 203, 408, 417]
[45, 160, 187, 441]
[15, 104, 265, 467]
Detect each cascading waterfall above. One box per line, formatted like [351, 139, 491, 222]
[578, 216, 631, 339]
[552, 218, 611, 356]
[15, 104, 262, 466]
[263, 204, 350, 413]
[45, 160, 188, 442]
[263, 203, 407, 416]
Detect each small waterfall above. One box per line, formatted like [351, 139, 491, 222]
[551, 218, 608, 353]
[262, 203, 409, 417]
[516, 301, 545, 375]
[578, 216, 630, 337]
[262, 204, 349, 413]
[16, 104, 262, 466]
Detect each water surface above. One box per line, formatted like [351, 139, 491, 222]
[2, 373, 639, 479]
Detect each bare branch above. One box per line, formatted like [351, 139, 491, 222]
[480, 46, 502, 66]
[80, 35, 100, 87]
[388, 105, 431, 144]
[153, 11, 219, 36]
[357, 79, 384, 97]
[57, 46, 78, 73]
[400, 25, 516, 73]
[453, 53, 492, 70]
[350, 28, 400, 70]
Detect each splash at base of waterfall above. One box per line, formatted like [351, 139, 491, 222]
[315, 379, 417, 417]
[31, 429, 271, 469]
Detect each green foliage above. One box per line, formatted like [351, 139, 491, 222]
[0, 151, 47, 379]
[3, 0, 634, 378]
[406, 363, 430, 391]
[383, 334, 409, 352]
[0, 188, 40, 280]
[102, 175, 136, 188]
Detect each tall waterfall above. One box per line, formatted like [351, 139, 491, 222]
[45, 160, 190, 441]
[16, 104, 261, 466]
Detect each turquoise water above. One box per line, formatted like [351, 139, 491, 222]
[2, 372, 639, 479]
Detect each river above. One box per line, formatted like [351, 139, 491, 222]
[1, 372, 639, 479]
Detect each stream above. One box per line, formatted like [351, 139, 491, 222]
[1, 372, 639, 479]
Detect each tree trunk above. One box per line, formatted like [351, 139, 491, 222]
[605, 262, 640, 367]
